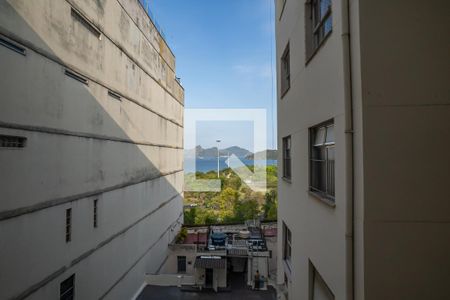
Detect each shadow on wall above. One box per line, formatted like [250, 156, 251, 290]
[0, 1, 183, 299]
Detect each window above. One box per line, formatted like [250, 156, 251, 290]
[60, 274, 75, 300]
[71, 8, 101, 39]
[0, 135, 27, 148]
[65, 69, 88, 85]
[282, 136, 292, 180]
[309, 121, 335, 200]
[306, 0, 332, 60]
[93, 199, 98, 228]
[283, 222, 292, 264]
[66, 208, 72, 243]
[310, 263, 334, 300]
[280, 43, 290, 97]
[177, 256, 186, 273]
[0, 37, 26, 55]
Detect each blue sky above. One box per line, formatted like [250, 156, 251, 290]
[148, 0, 277, 150]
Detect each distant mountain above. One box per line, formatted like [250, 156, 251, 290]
[185, 145, 252, 159]
[222, 146, 253, 158]
[185, 146, 278, 161]
[245, 149, 278, 160]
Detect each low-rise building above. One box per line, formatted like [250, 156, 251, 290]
[156, 221, 277, 292]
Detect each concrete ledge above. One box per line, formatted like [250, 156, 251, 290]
[145, 274, 196, 286]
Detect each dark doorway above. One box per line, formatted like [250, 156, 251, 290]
[205, 268, 213, 288]
[177, 256, 186, 273]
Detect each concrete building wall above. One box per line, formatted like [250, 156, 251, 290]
[276, 0, 450, 299]
[357, 1, 450, 299]
[265, 236, 278, 276]
[161, 245, 197, 275]
[0, 0, 184, 299]
[276, 0, 351, 299]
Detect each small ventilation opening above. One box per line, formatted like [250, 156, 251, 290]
[107, 90, 121, 101]
[0, 135, 27, 148]
[65, 69, 88, 85]
[71, 8, 101, 39]
[0, 37, 26, 55]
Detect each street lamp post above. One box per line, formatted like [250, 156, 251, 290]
[216, 139, 221, 178]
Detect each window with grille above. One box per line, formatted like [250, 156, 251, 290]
[283, 222, 292, 264]
[0, 135, 27, 148]
[282, 136, 292, 180]
[309, 121, 335, 200]
[66, 208, 72, 243]
[306, 0, 332, 60]
[280, 43, 290, 97]
[93, 199, 98, 228]
[177, 256, 186, 273]
[60, 274, 75, 300]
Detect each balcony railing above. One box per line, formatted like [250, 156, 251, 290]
[138, 0, 166, 40]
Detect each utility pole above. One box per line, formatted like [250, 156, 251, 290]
[216, 139, 221, 178]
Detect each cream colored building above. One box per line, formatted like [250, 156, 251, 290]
[0, 0, 183, 299]
[275, 0, 449, 300]
[156, 222, 275, 292]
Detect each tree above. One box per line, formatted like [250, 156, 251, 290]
[184, 207, 197, 225]
[233, 199, 259, 222]
[194, 207, 218, 225]
[263, 190, 278, 220]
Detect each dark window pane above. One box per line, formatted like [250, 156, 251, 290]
[177, 256, 186, 273]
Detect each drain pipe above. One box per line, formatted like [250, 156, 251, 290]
[341, 0, 355, 299]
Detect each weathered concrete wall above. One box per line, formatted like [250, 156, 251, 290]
[358, 1, 450, 299]
[161, 244, 197, 275]
[0, 0, 184, 299]
[145, 274, 196, 286]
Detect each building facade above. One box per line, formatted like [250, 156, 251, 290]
[275, 0, 449, 299]
[0, 0, 184, 299]
[156, 222, 276, 292]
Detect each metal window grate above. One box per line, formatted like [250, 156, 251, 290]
[281, 44, 290, 96]
[0, 37, 26, 55]
[93, 199, 98, 228]
[65, 69, 88, 85]
[282, 136, 292, 179]
[66, 208, 72, 243]
[177, 256, 187, 273]
[0, 135, 27, 148]
[283, 222, 292, 262]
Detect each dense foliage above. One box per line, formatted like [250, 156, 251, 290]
[184, 166, 278, 225]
